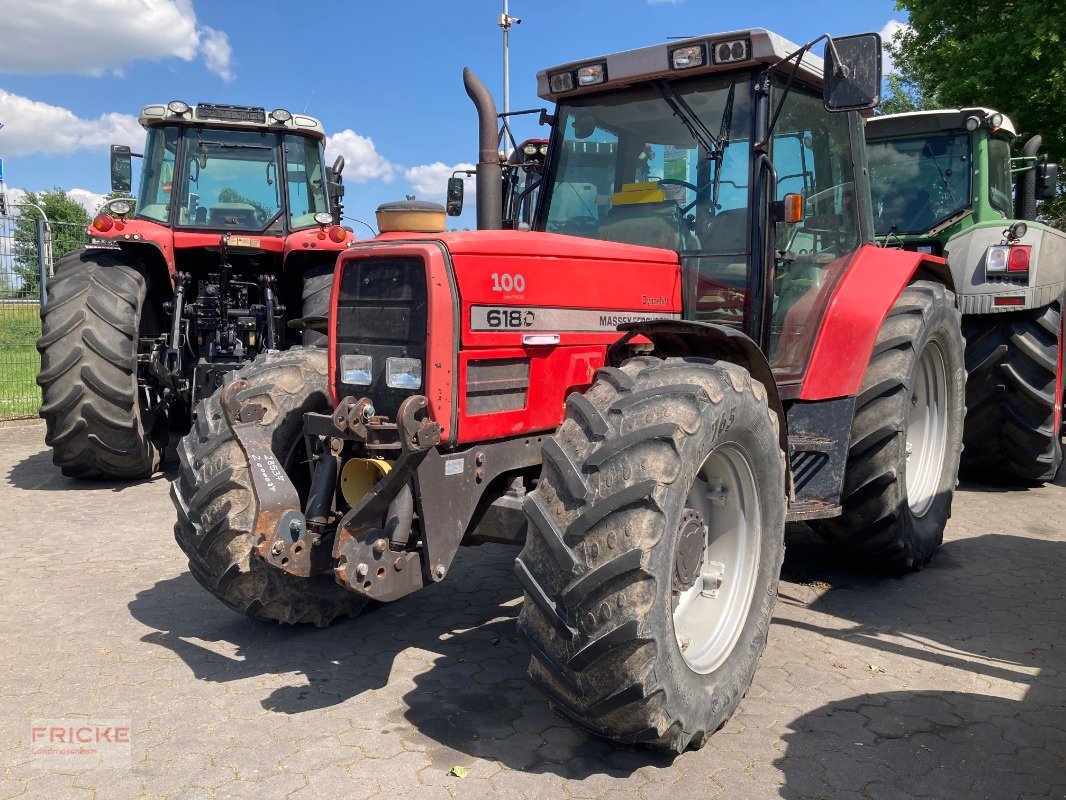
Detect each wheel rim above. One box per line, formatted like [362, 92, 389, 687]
[672, 443, 761, 674]
[905, 340, 949, 516]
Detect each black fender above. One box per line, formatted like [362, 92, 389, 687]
[609, 319, 788, 456]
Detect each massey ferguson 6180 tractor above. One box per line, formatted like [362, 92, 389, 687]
[173, 30, 966, 750]
[866, 109, 1064, 483]
[36, 101, 353, 480]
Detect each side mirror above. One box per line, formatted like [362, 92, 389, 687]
[1036, 161, 1059, 200]
[446, 177, 465, 216]
[110, 145, 133, 193]
[823, 33, 882, 112]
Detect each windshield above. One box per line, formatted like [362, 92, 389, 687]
[178, 128, 281, 230]
[285, 133, 330, 229]
[542, 73, 753, 253]
[867, 132, 971, 236]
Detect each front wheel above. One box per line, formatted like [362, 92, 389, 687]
[171, 347, 365, 625]
[812, 281, 966, 571]
[515, 356, 786, 752]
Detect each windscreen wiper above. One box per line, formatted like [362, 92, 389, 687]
[652, 80, 723, 160]
[922, 141, 956, 203]
[710, 81, 736, 210]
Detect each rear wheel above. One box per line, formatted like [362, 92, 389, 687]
[36, 250, 166, 479]
[812, 281, 965, 571]
[960, 303, 1062, 483]
[515, 357, 786, 752]
[300, 261, 334, 347]
[172, 347, 365, 626]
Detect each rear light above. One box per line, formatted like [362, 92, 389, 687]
[340, 354, 373, 385]
[386, 357, 422, 390]
[994, 296, 1025, 307]
[986, 243, 1030, 278]
[671, 44, 706, 70]
[1007, 244, 1031, 272]
[328, 225, 347, 243]
[92, 214, 114, 233]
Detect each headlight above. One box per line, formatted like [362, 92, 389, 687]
[340, 354, 373, 385]
[313, 211, 333, 225]
[167, 100, 190, 115]
[576, 63, 606, 87]
[671, 44, 706, 70]
[270, 108, 292, 123]
[107, 199, 133, 216]
[386, 357, 422, 389]
[989, 112, 1004, 128]
[523, 142, 538, 156]
[549, 71, 574, 93]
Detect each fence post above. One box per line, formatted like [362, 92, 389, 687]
[36, 217, 47, 308]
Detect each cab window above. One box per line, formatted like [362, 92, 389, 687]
[769, 81, 860, 380]
[988, 137, 1013, 216]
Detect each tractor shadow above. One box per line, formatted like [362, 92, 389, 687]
[772, 527, 1066, 798]
[6, 437, 180, 491]
[127, 483, 1066, 783]
[128, 543, 675, 779]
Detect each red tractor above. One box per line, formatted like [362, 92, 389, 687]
[36, 102, 353, 479]
[173, 30, 966, 751]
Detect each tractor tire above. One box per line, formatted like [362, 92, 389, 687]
[36, 249, 166, 480]
[960, 302, 1062, 484]
[300, 261, 334, 347]
[812, 281, 965, 571]
[171, 347, 364, 626]
[515, 356, 786, 752]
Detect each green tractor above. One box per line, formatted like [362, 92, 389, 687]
[866, 108, 1064, 483]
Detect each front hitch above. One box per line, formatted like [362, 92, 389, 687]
[219, 379, 323, 576]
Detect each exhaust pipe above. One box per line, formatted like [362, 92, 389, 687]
[463, 67, 503, 230]
[1014, 134, 1042, 221]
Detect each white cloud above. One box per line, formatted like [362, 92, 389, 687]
[0, 89, 142, 156]
[403, 162, 476, 203]
[880, 19, 911, 75]
[199, 26, 234, 82]
[0, 0, 235, 80]
[325, 130, 398, 184]
[68, 188, 108, 216]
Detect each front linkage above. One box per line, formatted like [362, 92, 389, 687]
[220, 384, 542, 602]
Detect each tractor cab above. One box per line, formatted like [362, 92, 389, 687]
[527, 29, 881, 386]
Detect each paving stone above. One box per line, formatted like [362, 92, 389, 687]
[1, 420, 1063, 800]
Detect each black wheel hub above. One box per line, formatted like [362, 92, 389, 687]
[673, 508, 706, 592]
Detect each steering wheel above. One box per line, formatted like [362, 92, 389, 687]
[657, 179, 710, 215]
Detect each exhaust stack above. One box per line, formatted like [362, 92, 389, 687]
[1014, 134, 1042, 221]
[463, 67, 503, 230]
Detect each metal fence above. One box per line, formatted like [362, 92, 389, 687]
[0, 215, 89, 419]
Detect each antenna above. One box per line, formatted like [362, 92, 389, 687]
[498, 1, 521, 156]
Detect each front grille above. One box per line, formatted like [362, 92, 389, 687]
[466, 358, 529, 415]
[335, 256, 427, 417]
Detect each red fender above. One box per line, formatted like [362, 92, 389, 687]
[799, 244, 952, 401]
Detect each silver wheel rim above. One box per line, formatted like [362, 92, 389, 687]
[672, 443, 761, 674]
[905, 340, 949, 516]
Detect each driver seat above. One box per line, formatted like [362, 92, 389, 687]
[596, 201, 687, 250]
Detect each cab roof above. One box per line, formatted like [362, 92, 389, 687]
[537, 28, 823, 102]
[138, 103, 326, 140]
[866, 107, 1016, 139]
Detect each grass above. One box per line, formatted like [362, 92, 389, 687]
[0, 303, 42, 419]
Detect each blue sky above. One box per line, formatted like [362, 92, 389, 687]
[0, 0, 904, 230]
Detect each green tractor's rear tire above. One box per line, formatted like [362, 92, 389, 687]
[515, 356, 786, 752]
[812, 281, 965, 571]
[960, 302, 1062, 484]
[171, 347, 365, 626]
[36, 250, 166, 480]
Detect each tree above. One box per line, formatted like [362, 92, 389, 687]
[13, 189, 90, 293]
[886, 0, 1066, 216]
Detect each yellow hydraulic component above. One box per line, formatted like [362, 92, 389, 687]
[340, 457, 392, 507]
